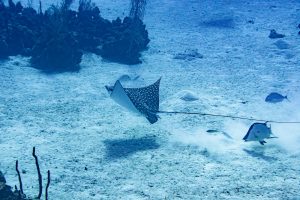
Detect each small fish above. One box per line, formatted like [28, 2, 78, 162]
[243, 123, 277, 145]
[265, 92, 288, 103]
[206, 129, 219, 133]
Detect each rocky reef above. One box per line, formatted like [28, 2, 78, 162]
[0, 0, 150, 72]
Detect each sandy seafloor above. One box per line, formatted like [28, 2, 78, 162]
[1, 0, 300, 199]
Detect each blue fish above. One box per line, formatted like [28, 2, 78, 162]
[243, 123, 277, 145]
[265, 92, 288, 103]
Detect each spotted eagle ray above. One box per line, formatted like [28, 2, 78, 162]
[106, 79, 300, 129]
[106, 78, 161, 124]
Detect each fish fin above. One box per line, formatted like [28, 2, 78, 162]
[259, 141, 266, 145]
[105, 85, 114, 92]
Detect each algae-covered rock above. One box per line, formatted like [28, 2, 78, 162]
[100, 17, 150, 64]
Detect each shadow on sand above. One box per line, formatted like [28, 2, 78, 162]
[243, 149, 278, 162]
[104, 136, 160, 159]
[201, 17, 235, 29]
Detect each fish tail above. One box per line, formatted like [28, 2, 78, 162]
[285, 96, 291, 102]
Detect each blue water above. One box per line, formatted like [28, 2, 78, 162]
[1, 0, 300, 199]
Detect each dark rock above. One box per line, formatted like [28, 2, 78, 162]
[15, 2, 23, 13]
[8, 0, 16, 11]
[0, 2, 38, 58]
[0, 171, 6, 184]
[7, 24, 35, 56]
[269, 29, 285, 39]
[31, 28, 82, 72]
[0, 0, 150, 68]
[0, 2, 5, 11]
[0, 171, 25, 200]
[73, 1, 110, 52]
[28, 5, 83, 72]
[0, 39, 9, 58]
[100, 17, 149, 64]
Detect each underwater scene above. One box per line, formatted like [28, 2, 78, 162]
[1, 0, 300, 199]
